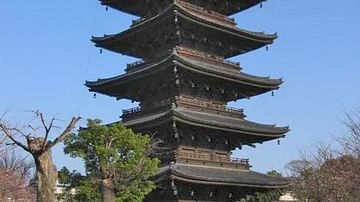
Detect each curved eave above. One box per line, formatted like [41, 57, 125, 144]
[173, 108, 289, 137]
[169, 164, 289, 188]
[124, 108, 289, 138]
[91, 3, 276, 58]
[85, 54, 175, 97]
[85, 53, 283, 98]
[175, 3, 277, 42]
[175, 54, 283, 88]
[100, 0, 266, 17]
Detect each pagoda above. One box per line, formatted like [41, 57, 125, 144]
[87, 0, 289, 201]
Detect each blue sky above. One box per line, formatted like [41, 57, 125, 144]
[1, 0, 359, 175]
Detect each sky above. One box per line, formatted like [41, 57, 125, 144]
[1, 0, 359, 175]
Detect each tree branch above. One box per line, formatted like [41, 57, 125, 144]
[0, 110, 9, 122]
[41, 115, 56, 150]
[0, 124, 30, 153]
[38, 112, 48, 133]
[46, 117, 81, 150]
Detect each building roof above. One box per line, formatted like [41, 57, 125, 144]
[123, 107, 289, 139]
[100, 0, 265, 16]
[174, 108, 289, 135]
[159, 163, 289, 188]
[92, 3, 276, 59]
[85, 52, 283, 102]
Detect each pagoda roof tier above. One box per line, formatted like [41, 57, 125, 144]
[157, 163, 289, 188]
[85, 52, 282, 102]
[92, 3, 276, 59]
[123, 107, 289, 140]
[100, 0, 265, 17]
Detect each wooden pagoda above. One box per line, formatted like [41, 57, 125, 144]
[87, 0, 289, 201]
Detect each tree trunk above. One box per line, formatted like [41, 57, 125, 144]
[101, 179, 116, 202]
[34, 149, 57, 202]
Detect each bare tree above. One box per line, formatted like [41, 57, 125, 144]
[286, 145, 360, 201]
[0, 167, 36, 201]
[0, 111, 80, 202]
[341, 110, 360, 157]
[0, 111, 9, 156]
[341, 109, 360, 199]
[287, 110, 360, 202]
[0, 149, 34, 180]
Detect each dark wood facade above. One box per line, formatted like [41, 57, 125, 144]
[88, 0, 289, 201]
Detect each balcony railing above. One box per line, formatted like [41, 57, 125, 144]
[122, 106, 141, 116]
[126, 60, 145, 72]
[226, 106, 244, 113]
[122, 99, 244, 118]
[177, 150, 250, 168]
[231, 157, 250, 165]
[176, 96, 244, 115]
